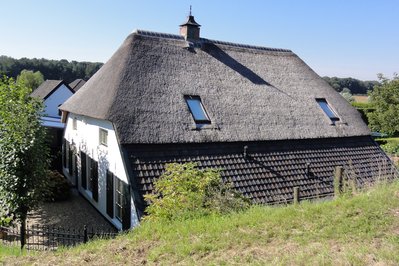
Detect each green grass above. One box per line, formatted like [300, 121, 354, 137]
[0, 244, 25, 262]
[3, 181, 399, 265]
[375, 137, 399, 142]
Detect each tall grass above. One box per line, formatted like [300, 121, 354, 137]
[3, 180, 399, 265]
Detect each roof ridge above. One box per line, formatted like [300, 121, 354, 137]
[135, 29, 292, 53]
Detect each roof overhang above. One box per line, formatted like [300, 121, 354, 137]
[41, 116, 64, 129]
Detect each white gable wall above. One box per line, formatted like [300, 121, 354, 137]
[63, 113, 139, 230]
[44, 84, 73, 118]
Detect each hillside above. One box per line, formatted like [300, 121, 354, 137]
[2, 181, 399, 265]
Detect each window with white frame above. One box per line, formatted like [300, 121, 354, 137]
[184, 95, 211, 124]
[316, 98, 340, 124]
[115, 178, 124, 222]
[99, 128, 108, 146]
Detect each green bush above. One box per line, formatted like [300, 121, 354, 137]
[144, 163, 250, 221]
[376, 138, 399, 156]
[43, 170, 71, 202]
[381, 140, 399, 156]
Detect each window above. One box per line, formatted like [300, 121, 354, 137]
[106, 170, 114, 218]
[62, 139, 67, 168]
[82, 156, 98, 202]
[114, 177, 131, 229]
[316, 98, 340, 124]
[115, 178, 124, 222]
[72, 117, 77, 130]
[87, 158, 93, 192]
[184, 96, 211, 124]
[84, 157, 99, 201]
[80, 151, 87, 189]
[99, 128, 108, 146]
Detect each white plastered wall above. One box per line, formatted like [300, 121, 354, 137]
[63, 113, 139, 230]
[44, 84, 74, 118]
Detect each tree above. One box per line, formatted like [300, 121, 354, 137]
[340, 87, 353, 102]
[0, 76, 49, 246]
[0, 55, 103, 83]
[368, 74, 399, 136]
[16, 69, 44, 91]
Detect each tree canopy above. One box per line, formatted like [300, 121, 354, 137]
[323, 76, 379, 94]
[368, 74, 399, 136]
[0, 55, 103, 84]
[0, 76, 49, 227]
[16, 69, 44, 91]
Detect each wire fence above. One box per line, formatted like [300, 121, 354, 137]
[0, 224, 118, 251]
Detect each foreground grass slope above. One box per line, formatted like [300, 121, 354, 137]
[4, 181, 399, 265]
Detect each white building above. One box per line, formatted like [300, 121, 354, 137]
[31, 80, 75, 129]
[62, 114, 139, 230]
[60, 14, 397, 231]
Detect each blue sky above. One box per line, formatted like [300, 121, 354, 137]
[1, 0, 398, 80]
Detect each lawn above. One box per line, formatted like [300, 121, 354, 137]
[3, 181, 399, 265]
[0, 244, 25, 263]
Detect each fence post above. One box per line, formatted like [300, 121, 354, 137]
[293, 187, 300, 204]
[83, 225, 88, 244]
[20, 220, 26, 250]
[334, 166, 343, 198]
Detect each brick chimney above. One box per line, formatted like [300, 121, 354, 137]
[179, 8, 201, 41]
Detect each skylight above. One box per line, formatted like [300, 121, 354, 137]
[185, 96, 211, 124]
[316, 98, 340, 124]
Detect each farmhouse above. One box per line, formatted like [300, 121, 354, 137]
[60, 14, 397, 230]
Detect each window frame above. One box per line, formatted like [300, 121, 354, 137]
[72, 117, 77, 130]
[316, 98, 340, 124]
[99, 128, 108, 146]
[184, 95, 211, 124]
[87, 157, 93, 192]
[115, 177, 124, 222]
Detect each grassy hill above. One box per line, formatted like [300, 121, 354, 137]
[2, 181, 399, 265]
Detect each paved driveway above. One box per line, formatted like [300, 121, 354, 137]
[27, 189, 117, 232]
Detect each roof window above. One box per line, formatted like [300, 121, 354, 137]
[316, 98, 340, 124]
[185, 95, 211, 124]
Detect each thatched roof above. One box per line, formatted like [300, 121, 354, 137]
[31, 80, 73, 100]
[69, 79, 86, 92]
[60, 30, 370, 144]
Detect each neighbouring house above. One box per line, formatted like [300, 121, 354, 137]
[60, 14, 398, 230]
[69, 79, 86, 92]
[31, 80, 76, 170]
[32, 80, 75, 129]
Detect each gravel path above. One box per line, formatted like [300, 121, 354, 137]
[26, 189, 117, 232]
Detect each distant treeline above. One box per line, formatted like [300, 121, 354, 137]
[322, 76, 379, 95]
[0, 56, 103, 83]
[0, 55, 379, 94]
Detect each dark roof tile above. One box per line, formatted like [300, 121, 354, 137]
[127, 136, 398, 211]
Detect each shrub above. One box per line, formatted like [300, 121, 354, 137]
[144, 163, 250, 221]
[43, 170, 71, 202]
[381, 141, 399, 156]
